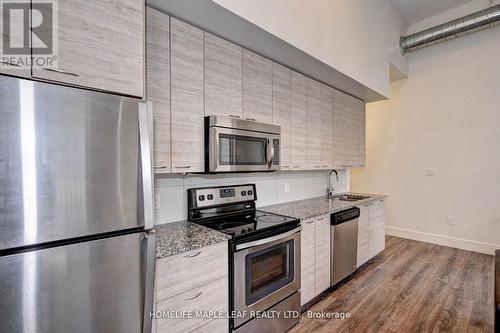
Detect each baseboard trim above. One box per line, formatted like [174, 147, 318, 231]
[386, 226, 500, 255]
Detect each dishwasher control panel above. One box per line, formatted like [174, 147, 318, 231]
[331, 207, 360, 225]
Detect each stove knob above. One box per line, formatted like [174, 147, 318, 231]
[198, 195, 205, 201]
[207, 194, 214, 200]
[241, 191, 246, 196]
[241, 229, 246, 234]
[247, 190, 253, 196]
[247, 227, 252, 232]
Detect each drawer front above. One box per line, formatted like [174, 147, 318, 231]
[156, 276, 228, 333]
[188, 318, 228, 333]
[156, 241, 228, 301]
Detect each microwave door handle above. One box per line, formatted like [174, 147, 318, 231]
[269, 137, 275, 168]
[235, 226, 302, 250]
[266, 137, 271, 168]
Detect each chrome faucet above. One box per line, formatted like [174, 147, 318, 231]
[327, 169, 339, 198]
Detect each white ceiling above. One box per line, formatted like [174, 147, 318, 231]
[390, 0, 476, 24]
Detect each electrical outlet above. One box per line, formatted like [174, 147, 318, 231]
[425, 168, 435, 177]
[284, 183, 290, 193]
[446, 216, 455, 226]
[154, 194, 160, 210]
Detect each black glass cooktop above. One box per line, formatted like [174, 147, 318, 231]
[197, 210, 299, 238]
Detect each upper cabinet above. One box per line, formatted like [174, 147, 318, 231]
[142, 13, 368, 174]
[290, 71, 308, 170]
[272, 63, 291, 169]
[307, 79, 333, 169]
[170, 19, 205, 173]
[319, 84, 334, 169]
[243, 50, 273, 123]
[333, 89, 366, 168]
[306, 79, 322, 169]
[146, 8, 170, 173]
[204, 33, 242, 118]
[32, 0, 144, 97]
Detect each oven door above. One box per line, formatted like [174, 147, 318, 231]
[209, 126, 280, 172]
[233, 227, 301, 328]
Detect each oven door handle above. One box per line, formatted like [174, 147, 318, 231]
[235, 226, 301, 250]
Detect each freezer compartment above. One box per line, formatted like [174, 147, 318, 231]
[0, 232, 156, 333]
[0, 76, 148, 250]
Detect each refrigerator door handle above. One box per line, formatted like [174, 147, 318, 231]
[143, 231, 156, 333]
[139, 102, 154, 231]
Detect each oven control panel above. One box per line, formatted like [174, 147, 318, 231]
[188, 184, 256, 208]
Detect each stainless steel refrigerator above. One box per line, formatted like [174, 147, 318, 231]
[0, 76, 156, 333]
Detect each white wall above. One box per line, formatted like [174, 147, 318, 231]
[155, 170, 348, 224]
[351, 0, 500, 254]
[213, 0, 408, 98]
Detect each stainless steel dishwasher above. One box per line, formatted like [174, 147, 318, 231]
[331, 207, 360, 285]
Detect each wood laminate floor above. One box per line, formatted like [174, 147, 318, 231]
[290, 236, 495, 333]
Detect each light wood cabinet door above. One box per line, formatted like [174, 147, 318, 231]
[0, 4, 30, 78]
[368, 200, 385, 258]
[290, 71, 307, 170]
[170, 18, 205, 173]
[300, 218, 316, 306]
[32, 0, 144, 97]
[333, 89, 365, 168]
[315, 214, 331, 294]
[204, 33, 242, 118]
[272, 62, 291, 169]
[306, 78, 322, 169]
[243, 50, 272, 123]
[357, 99, 366, 167]
[357, 204, 370, 266]
[319, 84, 334, 169]
[146, 8, 170, 173]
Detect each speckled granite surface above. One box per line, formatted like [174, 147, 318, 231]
[259, 192, 387, 220]
[155, 220, 230, 259]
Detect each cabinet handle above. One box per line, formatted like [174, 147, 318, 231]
[175, 165, 191, 169]
[315, 166, 321, 168]
[282, 166, 290, 168]
[322, 165, 328, 168]
[317, 217, 324, 221]
[42, 68, 80, 77]
[1, 60, 20, 67]
[229, 115, 241, 119]
[183, 251, 201, 258]
[245, 118, 256, 121]
[293, 166, 301, 168]
[348, 165, 353, 168]
[184, 291, 202, 301]
[306, 220, 314, 224]
[154, 166, 169, 169]
[342, 165, 347, 168]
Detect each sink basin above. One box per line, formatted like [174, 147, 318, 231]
[336, 194, 369, 202]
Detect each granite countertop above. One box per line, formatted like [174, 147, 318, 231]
[155, 220, 230, 259]
[259, 192, 387, 220]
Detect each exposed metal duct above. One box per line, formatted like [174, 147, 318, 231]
[400, 4, 500, 54]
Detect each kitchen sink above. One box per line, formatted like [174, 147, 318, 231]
[336, 194, 370, 202]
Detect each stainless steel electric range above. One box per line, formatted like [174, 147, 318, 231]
[188, 184, 301, 333]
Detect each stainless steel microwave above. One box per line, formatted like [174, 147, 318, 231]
[206, 115, 281, 173]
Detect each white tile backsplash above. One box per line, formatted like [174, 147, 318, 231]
[154, 169, 349, 224]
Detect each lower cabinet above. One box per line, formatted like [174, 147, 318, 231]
[155, 241, 229, 333]
[357, 200, 385, 267]
[300, 214, 331, 306]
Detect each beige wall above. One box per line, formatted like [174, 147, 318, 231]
[213, 0, 407, 98]
[351, 1, 500, 254]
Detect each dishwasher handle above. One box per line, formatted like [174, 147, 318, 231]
[331, 207, 360, 225]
